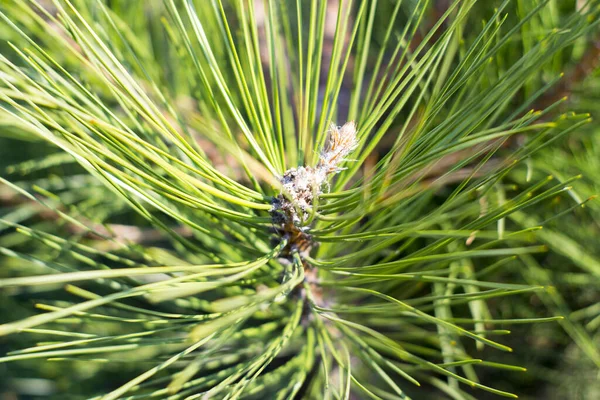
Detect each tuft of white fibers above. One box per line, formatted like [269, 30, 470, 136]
[318, 121, 358, 174]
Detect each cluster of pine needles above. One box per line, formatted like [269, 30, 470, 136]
[0, 0, 599, 399]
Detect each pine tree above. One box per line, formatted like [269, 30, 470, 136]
[0, 1, 599, 399]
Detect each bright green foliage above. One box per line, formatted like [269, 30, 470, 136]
[0, 0, 599, 399]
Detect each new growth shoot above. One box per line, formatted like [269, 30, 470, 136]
[271, 122, 358, 254]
